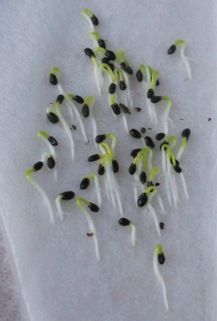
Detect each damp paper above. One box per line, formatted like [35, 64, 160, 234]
[0, 0, 217, 321]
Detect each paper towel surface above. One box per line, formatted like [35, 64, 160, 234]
[0, 0, 217, 321]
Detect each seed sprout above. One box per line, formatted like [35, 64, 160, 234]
[55, 191, 75, 221]
[82, 8, 99, 31]
[82, 96, 97, 143]
[153, 244, 169, 311]
[84, 47, 102, 95]
[79, 173, 102, 206]
[25, 165, 55, 224]
[119, 218, 136, 247]
[37, 130, 57, 160]
[76, 196, 100, 261]
[49, 67, 89, 143]
[167, 39, 192, 80]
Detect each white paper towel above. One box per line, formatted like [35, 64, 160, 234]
[0, 0, 217, 320]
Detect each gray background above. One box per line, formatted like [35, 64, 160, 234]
[0, 0, 217, 320]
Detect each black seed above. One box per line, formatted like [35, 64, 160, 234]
[158, 253, 165, 265]
[155, 132, 165, 141]
[174, 164, 182, 173]
[167, 44, 176, 55]
[156, 79, 160, 86]
[72, 95, 84, 104]
[95, 134, 106, 143]
[182, 128, 191, 141]
[33, 161, 43, 171]
[155, 182, 160, 186]
[140, 127, 146, 134]
[47, 112, 59, 124]
[119, 103, 131, 114]
[91, 15, 99, 26]
[48, 136, 58, 146]
[81, 104, 89, 118]
[107, 62, 115, 71]
[47, 156, 55, 169]
[120, 63, 133, 75]
[56, 94, 64, 104]
[60, 191, 75, 200]
[87, 232, 94, 237]
[98, 39, 106, 48]
[159, 222, 164, 230]
[109, 83, 116, 94]
[147, 181, 154, 187]
[119, 217, 131, 226]
[134, 107, 142, 112]
[129, 128, 142, 139]
[136, 69, 143, 82]
[84, 48, 95, 58]
[111, 103, 121, 115]
[80, 177, 90, 190]
[130, 148, 141, 157]
[139, 171, 147, 184]
[88, 202, 99, 212]
[88, 154, 100, 162]
[137, 193, 148, 207]
[98, 164, 105, 175]
[145, 136, 155, 149]
[149, 188, 155, 193]
[101, 57, 110, 64]
[105, 50, 116, 60]
[112, 160, 119, 173]
[208, 117, 212, 121]
[129, 163, 137, 175]
[147, 89, 155, 99]
[49, 73, 58, 85]
[119, 81, 127, 90]
[71, 124, 77, 130]
[151, 96, 162, 103]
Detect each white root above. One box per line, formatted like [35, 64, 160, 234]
[55, 196, 64, 221]
[90, 110, 98, 146]
[147, 204, 161, 236]
[180, 172, 189, 199]
[94, 175, 102, 206]
[176, 145, 185, 162]
[30, 180, 55, 224]
[105, 165, 116, 208]
[130, 224, 136, 247]
[82, 208, 100, 261]
[110, 166, 124, 217]
[93, 60, 102, 96]
[153, 252, 169, 311]
[56, 108, 75, 162]
[157, 195, 165, 213]
[163, 105, 171, 135]
[180, 46, 192, 81]
[122, 114, 129, 133]
[123, 71, 133, 107]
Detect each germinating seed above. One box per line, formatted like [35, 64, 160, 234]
[129, 128, 142, 139]
[47, 112, 59, 124]
[81, 104, 90, 118]
[159, 222, 165, 230]
[158, 253, 165, 265]
[139, 171, 147, 184]
[119, 80, 127, 90]
[88, 154, 100, 162]
[105, 50, 116, 60]
[47, 156, 55, 169]
[136, 69, 143, 82]
[98, 39, 106, 48]
[88, 202, 99, 212]
[129, 163, 137, 175]
[137, 193, 148, 207]
[98, 164, 105, 175]
[56, 94, 64, 104]
[147, 89, 155, 99]
[49, 73, 58, 85]
[109, 83, 116, 94]
[48, 136, 58, 146]
[91, 15, 99, 26]
[130, 148, 141, 157]
[140, 127, 146, 134]
[95, 134, 106, 143]
[151, 96, 162, 103]
[119, 217, 131, 226]
[155, 132, 165, 141]
[33, 161, 43, 171]
[145, 136, 155, 148]
[111, 103, 121, 115]
[119, 103, 131, 114]
[84, 48, 95, 58]
[167, 44, 176, 55]
[112, 160, 119, 173]
[60, 191, 75, 200]
[72, 95, 84, 104]
[80, 177, 90, 190]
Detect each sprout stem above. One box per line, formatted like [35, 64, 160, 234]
[153, 247, 169, 311]
[94, 175, 102, 206]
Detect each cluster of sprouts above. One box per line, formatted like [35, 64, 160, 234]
[24, 8, 192, 313]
